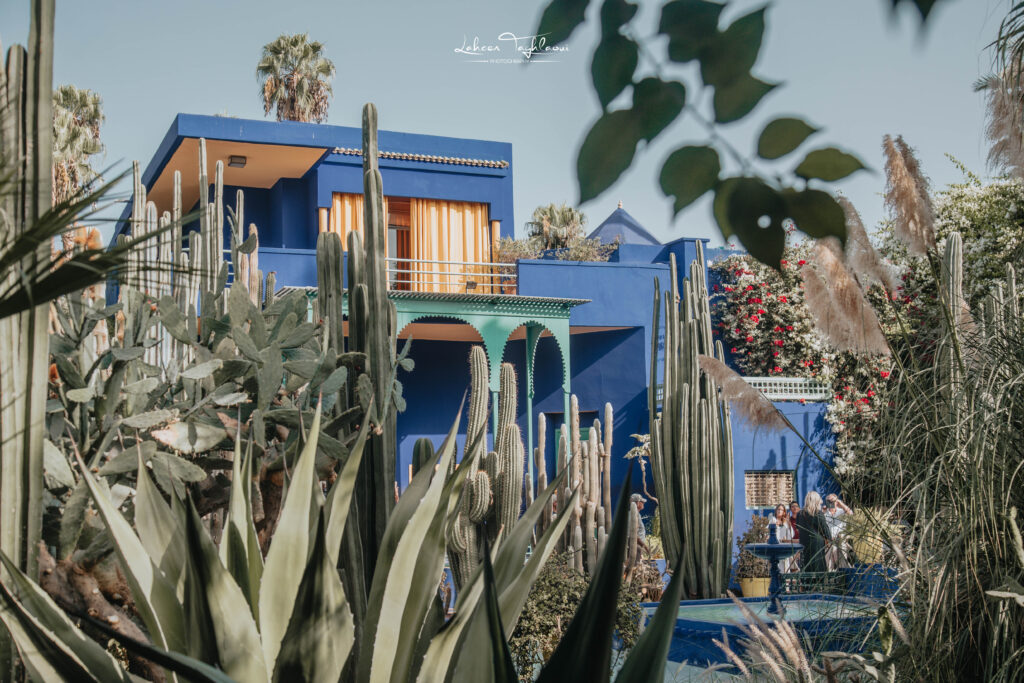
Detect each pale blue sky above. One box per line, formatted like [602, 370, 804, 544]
[0, 0, 1007, 244]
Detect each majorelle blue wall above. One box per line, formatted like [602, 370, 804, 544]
[115, 114, 515, 289]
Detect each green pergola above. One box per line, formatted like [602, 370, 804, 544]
[287, 287, 588, 484]
[390, 291, 587, 482]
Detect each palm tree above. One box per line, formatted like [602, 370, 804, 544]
[51, 84, 104, 204]
[525, 203, 587, 249]
[256, 33, 336, 123]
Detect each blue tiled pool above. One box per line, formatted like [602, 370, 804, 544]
[641, 594, 877, 668]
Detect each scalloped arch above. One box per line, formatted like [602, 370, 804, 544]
[498, 320, 570, 393]
[395, 313, 497, 376]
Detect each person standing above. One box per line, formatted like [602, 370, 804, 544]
[769, 503, 798, 573]
[795, 491, 831, 573]
[824, 493, 853, 569]
[789, 501, 801, 543]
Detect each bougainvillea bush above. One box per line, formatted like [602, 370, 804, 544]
[709, 231, 894, 477]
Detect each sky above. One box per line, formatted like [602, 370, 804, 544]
[0, 0, 1008, 245]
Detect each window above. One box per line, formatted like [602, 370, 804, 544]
[744, 470, 794, 510]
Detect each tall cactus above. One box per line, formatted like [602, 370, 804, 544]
[0, 1, 54, 671]
[648, 243, 734, 599]
[447, 352, 527, 588]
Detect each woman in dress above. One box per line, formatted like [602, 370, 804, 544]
[795, 491, 831, 573]
[769, 503, 798, 572]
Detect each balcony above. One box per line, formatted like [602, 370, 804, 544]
[385, 257, 517, 294]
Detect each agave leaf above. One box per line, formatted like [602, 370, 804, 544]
[272, 511, 354, 683]
[70, 610, 239, 683]
[536, 468, 634, 683]
[323, 409, 372, 565]
[497, 482, 577, 636]
[482, 538, 519, 683]
[0, 552, 131, 682]
[134, 455, 187, 600]
[258, 402, 323, 674]
[74, 452, 187, 654]
[415, 566, 485, 683]
[220, 437, 264, 617]
[360, 412, 467, 683]
[451, 479, 578, 682]
[614, 551, 686, 682]
[183, 499, 266, 682]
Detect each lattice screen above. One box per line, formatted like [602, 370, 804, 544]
[744, 471, 795, 509]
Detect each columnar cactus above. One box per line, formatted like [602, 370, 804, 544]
[647, 244, 735, 599]
[447, 352, 527, 588]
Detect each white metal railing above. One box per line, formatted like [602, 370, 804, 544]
[655, 376, 829, 403]
[385, 257, 517, 294]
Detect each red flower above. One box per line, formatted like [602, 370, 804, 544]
[798, 260, 806, 266]
[866, 390, 875, 397]
[751, 316, 759, 323]
[774, 326, 782, 332]
[880, 371, 890, 379]
[773, 366, 782, 373]
[786, 325, 793, 331]
[735, 328, 741, 334]
[725, 286, 734, 292]
[781, 259, 788, 265]
[778, 296, 788, 303]
[745, 285, 754, 291]
[757, 309, 765, 315]
[746, 335, 754, 342]
[773, 351, 780, 357]
[731, 347, 737, 353]
[774, 339, 784, 346]
[713, 284, 719, 291]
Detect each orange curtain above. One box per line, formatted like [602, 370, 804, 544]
[320, 193, 388, 251]
[409, 199, 490, 293]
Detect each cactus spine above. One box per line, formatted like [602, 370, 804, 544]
[647, 243, 734, 599]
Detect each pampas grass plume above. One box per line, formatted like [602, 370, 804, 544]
[838, 196, 898, 293]
[883, 135, 936, 255]
[803, 242, 891, 356]
[698, 355, 787, 432]
[981, 73, 1024, 179]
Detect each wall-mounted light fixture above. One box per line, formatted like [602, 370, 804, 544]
[228, 155, 247, 168]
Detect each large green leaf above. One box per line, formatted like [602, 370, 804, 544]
[613, 552, 687, 682]
[536, 469, 634, 683]
[258, 402, 323, 674]
[699, 7, 765, 87]
[361, 414, 468, 683]
[713, 73, 776, 123]
[757, 117, 818, 160]
[272, 511, 354, 683]
[0, 552, 131, 682]
[151, 421, 227, 454]
[75, 452, 187, 654]
[183, 499, 265, 682]
[631, 78, 686, 142]
[577, 110, 640, 202]
[794, 147, 866, 181]
[536, 0, 591, 47]
[592, 34, 637, 108]
[659, 145, 721, 214]
[714, 177, 787, 269]
[660, 0, 724, 63]
[782, 188, 847, 244]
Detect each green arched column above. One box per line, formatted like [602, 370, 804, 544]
[390, 291, 585, 476]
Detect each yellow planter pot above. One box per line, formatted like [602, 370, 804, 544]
[738, 577, 771, 598]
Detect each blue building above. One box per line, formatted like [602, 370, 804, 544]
[122, 114, 836, 553]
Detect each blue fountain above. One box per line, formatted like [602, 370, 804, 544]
[747, 522, 802, 616]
